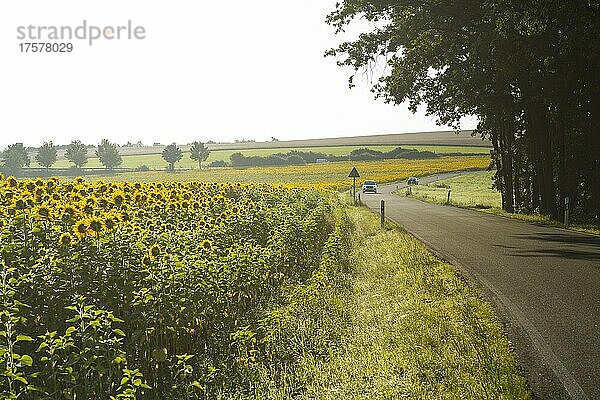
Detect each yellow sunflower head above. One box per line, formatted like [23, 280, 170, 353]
[74, 221, 88, 237]
[58, 232, 73, 246]
[88, 218, 103, 234]
[148, 244, 160, 260]
[199, 239, 212, 252]
[104, 215, 117, 232]
[36, 206, 51, 219]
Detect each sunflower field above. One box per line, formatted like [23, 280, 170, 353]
[0, 176, 352, 399]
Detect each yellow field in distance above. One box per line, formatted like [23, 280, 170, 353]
[96, 156, 491, 190]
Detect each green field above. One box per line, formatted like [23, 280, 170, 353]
[30, 145, 490, 170]
[406, 171, 501, 209]
[406, 171, 600, 235]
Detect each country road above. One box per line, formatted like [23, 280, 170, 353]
[361, 173, 600, 400]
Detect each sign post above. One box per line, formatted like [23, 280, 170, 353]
[348, 167, 360, 206]
[564, 197, 570, 226]
[380, 199, 385, 229]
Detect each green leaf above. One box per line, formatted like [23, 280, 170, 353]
[113, 328, 126, 337]
[89, 320, 102, 328]
[191, 381, 205, 389]
[20, 354, 33, 366]
[16, 334, 34, 342]
[65, 327, 76, 336]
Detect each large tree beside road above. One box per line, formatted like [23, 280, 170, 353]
[327, 0, 599, 223]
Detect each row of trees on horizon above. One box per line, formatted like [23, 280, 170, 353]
[0, 140, 211, 176]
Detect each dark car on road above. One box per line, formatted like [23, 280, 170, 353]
[362, 180, 378, 193]
[407, 176, 419, 185]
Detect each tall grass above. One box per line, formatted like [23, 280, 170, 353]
[298, 207, 530, 399]
[407, 171, 501, 209]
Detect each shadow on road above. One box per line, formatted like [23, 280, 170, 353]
[512, 232, 600, 261]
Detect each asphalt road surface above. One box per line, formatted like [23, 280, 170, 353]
[360, 173, 600, 400]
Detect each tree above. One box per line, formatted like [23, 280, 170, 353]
[96, 139, 122, 170]
[326, 0, 599, 222]
[162, 144, 183, 171]
[66, 140, 88, 169]
[1, 143, 30, 176]
[36, 141, 57, 170]
[189, 141, 210, 169]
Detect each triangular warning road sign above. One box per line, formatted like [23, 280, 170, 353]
[348, 167, 360, 178]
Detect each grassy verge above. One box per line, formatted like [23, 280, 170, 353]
[406, 171, 600, 235]
[297, 206, 530, 399]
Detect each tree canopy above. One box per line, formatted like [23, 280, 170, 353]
[66, 140, 88, 169]
[96, 139, 123, 170]
[162, 144, 183, 171]
[36, 141, 57, 170]
[190, 141, 210, 169]
[1, 143, 30, 176]
[327, 0, 599, 222]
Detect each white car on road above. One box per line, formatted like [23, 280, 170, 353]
[362, 180, 378, 193]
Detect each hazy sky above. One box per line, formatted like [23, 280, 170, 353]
[0, 0, 475, 149]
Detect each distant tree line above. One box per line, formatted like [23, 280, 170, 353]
[348, 147, 438, 161]
[229, 147, 437, 168]
[327, 1, 599, 222]
[1, 140, 211, 175]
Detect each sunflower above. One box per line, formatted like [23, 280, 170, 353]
[112, 194, 124, 207]
[104, 215, 117, 232]
[148, 244, 160, 260]
[58, 232, 73, 246]
[61, 206, 77, 223]
[36, 206, 51, 219]
[74, 221, 88, 238]
[83, 205, 94, 216]
[88, 218, 103, 234]
[15, 199, 26, 210]
[199, 239, 212, 251]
